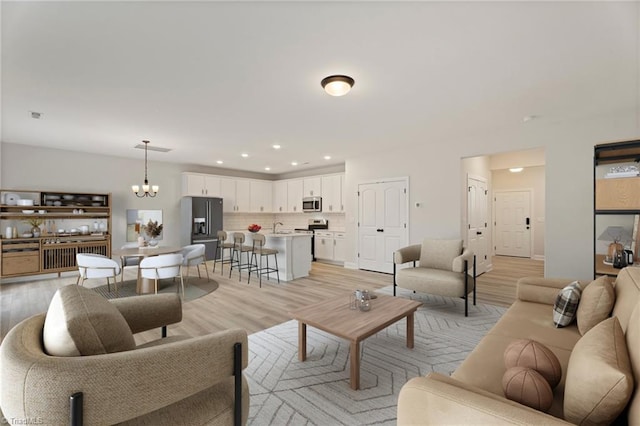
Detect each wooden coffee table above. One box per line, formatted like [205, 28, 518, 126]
[289, 294, 422, 390]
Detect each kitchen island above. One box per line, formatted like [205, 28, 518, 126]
[225, 231, 312, 281]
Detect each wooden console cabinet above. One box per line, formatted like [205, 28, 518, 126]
[0, 190, 111, 278]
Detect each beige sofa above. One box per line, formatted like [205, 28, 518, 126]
[397, 267, 640, 424]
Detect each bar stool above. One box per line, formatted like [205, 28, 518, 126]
[213, 230, 234, 275]
[247, 233, 280, 287]
[228, 232, 253, 281]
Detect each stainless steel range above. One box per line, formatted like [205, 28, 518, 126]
[295, 219, 328, 261]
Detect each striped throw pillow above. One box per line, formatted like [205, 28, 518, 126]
[553, 281, 582, 328]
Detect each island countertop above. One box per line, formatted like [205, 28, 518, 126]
[223, 230, 312, 281]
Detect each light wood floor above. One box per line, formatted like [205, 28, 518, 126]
[0, 256, 543, 344]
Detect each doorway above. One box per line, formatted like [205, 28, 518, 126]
[357, 178, 409, 273]
[494, 190, 532, 258]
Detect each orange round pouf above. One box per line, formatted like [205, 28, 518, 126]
[504, 339, 562, 388]
[502, 366, 554, 412]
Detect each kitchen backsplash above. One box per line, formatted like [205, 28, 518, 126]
[223, 213, 345, 231]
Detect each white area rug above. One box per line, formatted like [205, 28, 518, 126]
[246, 287, 507, 425]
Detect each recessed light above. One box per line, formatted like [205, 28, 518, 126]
[216, 160, 223, 164]
[265, 167, 271, 171]
[509, 167, 524, 173]
[324, 155, 331, 160]
[272, 144, 281, 150]
[291, 161, 298, 166]
[30, 111, 42, 119]
[241, 153, 249, 158]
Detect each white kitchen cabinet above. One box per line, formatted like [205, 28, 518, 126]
[314, 231, 334, 260]
[220, 178, 251, 212]
[182, 173, 221, 197]
[303, 177, 322, 197]
[287, 179, 303, 213]
[333, 232, 346, 262]
[273, 181, 287, 213]
[321, 174, 343, 212]
[250, 180, 272, 212]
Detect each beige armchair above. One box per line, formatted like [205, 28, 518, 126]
[393, 238, 476, 316]
[0, 286, 249, 425]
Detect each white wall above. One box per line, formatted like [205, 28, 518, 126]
[345, 111, 638, 282]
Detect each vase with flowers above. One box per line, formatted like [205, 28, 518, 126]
[23, 217, 44, 238]
[143, 220, 163, 247]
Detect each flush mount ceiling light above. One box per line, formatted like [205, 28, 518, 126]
[132, 140, 159, 198]
[324, 155, 331, 160]
[509, 167, 524, 173]
[321, 75, 355, 96]
[272, 144, 281, 150]
[241, 153, 249, 158]
[216, 160, 223, 164]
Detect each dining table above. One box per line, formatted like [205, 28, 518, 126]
[112, 245, 183, 294]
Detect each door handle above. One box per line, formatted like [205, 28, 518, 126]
[376, 229, 384, 232]
[476, 231, 482, 235]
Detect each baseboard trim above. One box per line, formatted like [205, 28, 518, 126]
[344, 262, 358, 270]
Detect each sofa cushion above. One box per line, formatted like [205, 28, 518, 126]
[502, 366, 553, 412]
[624, 302, 640, 425]
[553, 281, 582, 327]
[564, 317, 634, 425]
[419, 238, 462, 270]
[504, 339, 562, 388]
[395, 267, 469, 297]
[576, 275, 615, 336]
[43, 284, 135, 356]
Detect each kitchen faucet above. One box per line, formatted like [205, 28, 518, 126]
[273, 221, 283, 233]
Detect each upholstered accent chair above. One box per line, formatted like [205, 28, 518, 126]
[393, 238, 476, 316]
[0, 284, 249, 425]
[139, 253, 184, 297]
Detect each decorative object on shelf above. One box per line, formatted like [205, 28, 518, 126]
[321, 75, 355, 97]
[143, 219, 163, 247]
[598, 226, 632, 264]
[605, 164, 639, 179]
[23, 217, 43, 238]
[248, 224, 261, 233]
[3, 193, 20, 206]
[132, 140, 159, 198]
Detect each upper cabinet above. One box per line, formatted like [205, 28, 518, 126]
[287, 179, 303, 213]
[250, 180, 273, 213]
[182, 171, 344, 214]
[303, 177, 322, 197]
[182, 173, 221, 197]
[220, 178, 251, 213]
[273, 181, 287, 213]
[321, 174, 343, 212]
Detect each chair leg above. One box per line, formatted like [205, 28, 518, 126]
[393, 263, 396, 296]
[274, 254, 280, 284]
[204, 260, 210, 282]
[229, 249, 237, 279]
[76, 274, 81, 285]
[473, 255, 477, 305]
[464, 259, 469, 317]
[155, 278, 158, 295]
[196, 262, 202, 279]
[179, 272, 185, 300]
[106, 277, 111, 293]
[258, 254, 263, 288]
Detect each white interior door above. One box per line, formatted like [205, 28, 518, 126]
[358, 179, 408, 273]
[467, 175, 488, 274]
[494, 190, 531, 257]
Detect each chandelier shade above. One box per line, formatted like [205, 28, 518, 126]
[132, 140, 158, 198]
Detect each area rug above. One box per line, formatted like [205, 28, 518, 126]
[91, 277, 218, 302]
[246, 287, 507, 425]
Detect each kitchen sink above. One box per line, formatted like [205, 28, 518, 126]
[273, 230, 293, 234]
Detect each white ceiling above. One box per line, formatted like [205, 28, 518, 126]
[2, 1, 638, 175]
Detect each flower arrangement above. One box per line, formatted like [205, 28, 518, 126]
[143, 220, 163, 238]
[23, 217, 44, 228]
[248, 223, 261, 233]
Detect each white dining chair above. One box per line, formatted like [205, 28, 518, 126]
[119, 242, 142, 283]
[139, 253, 185, 298]
[76, 253, 121, 294]
[181, 244, 210, 283]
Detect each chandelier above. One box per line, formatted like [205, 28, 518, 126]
[132, 140, 159, 198]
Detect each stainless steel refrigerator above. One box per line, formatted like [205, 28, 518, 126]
[180, 197, 223, 260]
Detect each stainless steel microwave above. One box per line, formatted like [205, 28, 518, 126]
[302, 196, 322, 212]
